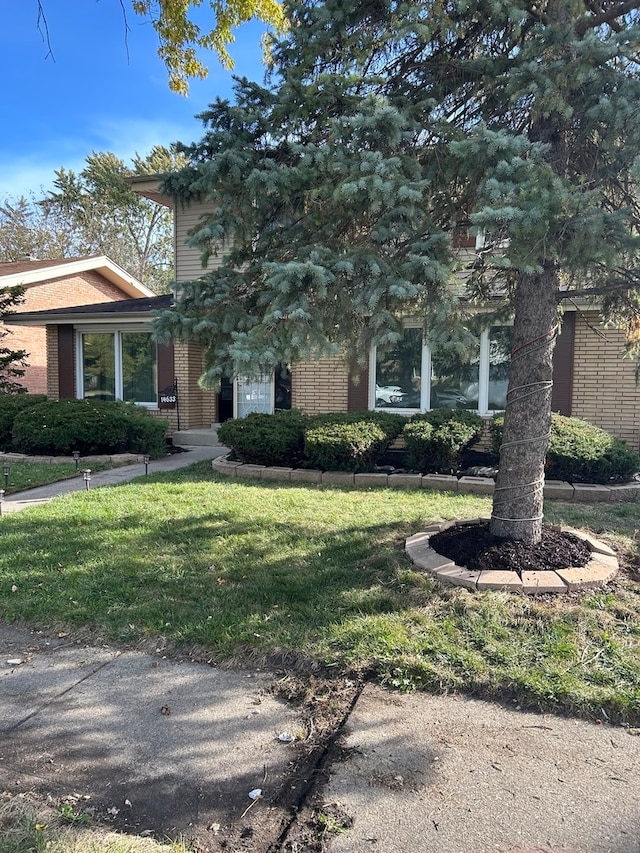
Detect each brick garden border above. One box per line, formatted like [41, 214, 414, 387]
[210, 455, 640, 503]
[405, 520, 618, 595]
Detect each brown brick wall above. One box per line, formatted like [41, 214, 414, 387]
[7, 273, 130, 395]
[174, 340, 216, 429]
[571, 312, 640, 450]
[292, 358, 350, 413]
[46, 326, 60, 399]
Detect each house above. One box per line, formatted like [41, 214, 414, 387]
[7, 183, 640, 453]
[0, 256, 155, 395]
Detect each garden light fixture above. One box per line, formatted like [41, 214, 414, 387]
[83, 469, 92, 490]
[3, 464, 9, 491]
[144, 455, 150, 476]
[72, 451, 80, 470]
[0, 488, 4, 516]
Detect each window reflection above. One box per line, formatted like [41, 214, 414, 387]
[488, 327, 512, 410]
[375, 328, 422, 409]
[122, 333, 157, 404]
[82, 333, 115, 401]
[430, 342, 480, 410]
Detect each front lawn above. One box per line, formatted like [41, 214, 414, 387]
[0, 460, 119, 495]
[1, 461, 638, 724]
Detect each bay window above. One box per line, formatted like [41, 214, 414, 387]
[372, 325, 512, 415]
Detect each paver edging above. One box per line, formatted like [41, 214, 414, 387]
[210, 456, 639, 502]
[403, 519, 618, 595]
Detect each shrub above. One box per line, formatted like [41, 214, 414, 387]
[303, 419, 390, 472]
[217, 409, 308, 466]
[403, 408, 484, 473]
[0, 394, 47, 450]
[307, 409, 406, 440]
[11, 399, 168, 457]
[491, 413, 640, 484]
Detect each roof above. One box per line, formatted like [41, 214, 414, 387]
[0, 256, 156, 298]
[127, 175, 173, 208]
[5, 294, 173, 327]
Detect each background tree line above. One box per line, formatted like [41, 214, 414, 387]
[1, 145, 182, 294]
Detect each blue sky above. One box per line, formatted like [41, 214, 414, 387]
[0, 1, 269, 200]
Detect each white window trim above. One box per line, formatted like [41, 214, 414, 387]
[76, 327, 158, 408]
[370, 326, 511, 416]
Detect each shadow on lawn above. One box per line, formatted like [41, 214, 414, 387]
[0, 481, 419, 659]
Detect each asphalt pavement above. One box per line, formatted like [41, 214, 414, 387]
[1, 447, 639, 852]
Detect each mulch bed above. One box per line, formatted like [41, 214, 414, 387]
[430, 523, 592, 574]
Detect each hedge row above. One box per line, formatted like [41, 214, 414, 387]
[219, 408, 639, 482]
[491, 413, 640, 484]
[0, 395, 168, 456]
[218, 408, 479, 474]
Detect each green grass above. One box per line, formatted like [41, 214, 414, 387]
[0, 797, 188, 853]
[0, 460, 122, 494]
[1, 461, 638, 724]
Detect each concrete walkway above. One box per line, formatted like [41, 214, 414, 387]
[0, 444, 228, 513]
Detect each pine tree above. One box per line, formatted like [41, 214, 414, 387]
[157, 0, 640, 544]
[0, 287, 28, 393]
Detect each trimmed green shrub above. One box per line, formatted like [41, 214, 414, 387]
[11, 399, 168, 456]
[303, 419, 389, 472]
[0, 394, 48, 450]
[491, 413, 640, 484]
[217, 409, 308, 466]
[307, 409, 406, 439]
[403, 408, 484, 473]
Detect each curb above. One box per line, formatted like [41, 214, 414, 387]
[210, 456, 640, 503]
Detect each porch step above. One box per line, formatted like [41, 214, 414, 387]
[172, 428, 225, 448]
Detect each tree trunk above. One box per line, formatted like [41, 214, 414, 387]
[489, 264, 558, 543]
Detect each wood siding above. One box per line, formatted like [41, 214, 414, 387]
[175, 199, 226, 283]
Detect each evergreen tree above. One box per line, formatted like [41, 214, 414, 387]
[0, 287, 28, 393]
[156, 0, 640, 544]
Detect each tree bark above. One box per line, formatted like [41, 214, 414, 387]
[489, 264, 558, 543]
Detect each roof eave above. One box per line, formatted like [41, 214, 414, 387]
[127, 175, 174, 208]
[0, 256, 156, 298]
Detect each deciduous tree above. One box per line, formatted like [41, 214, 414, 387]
[40, 146, 181, 293]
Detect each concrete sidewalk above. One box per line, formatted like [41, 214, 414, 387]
[2, 622, 639, 852]
[0, 623, 306, 850]
[0, 444, 228, 513]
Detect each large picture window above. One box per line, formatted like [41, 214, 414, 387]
[372, 325, 512, 415]
[78, 330, 157, 406]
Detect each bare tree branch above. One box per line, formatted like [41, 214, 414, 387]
[575, 0, 640, 37]
[118, 0, 131, 65]
[36, 0, 54, 61]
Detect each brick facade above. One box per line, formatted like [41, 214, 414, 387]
[291, 358, 350, 414]
[7, 272, 128, 395]
[173, 340, 216, 429]
[571, 311, 640, 450]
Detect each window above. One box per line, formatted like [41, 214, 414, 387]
[233, 364, 291, 419]
[78, 329, 157, 406]
[372, 325, 512, 415]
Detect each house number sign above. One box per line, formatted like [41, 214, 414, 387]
[159, 385, 178, 409]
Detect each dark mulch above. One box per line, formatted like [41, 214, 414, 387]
[430, 523, 592, 575]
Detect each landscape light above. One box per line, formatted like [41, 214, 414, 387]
[3, 464, 9, 490]
[72, 450, 80, 470]
[0, 488, 4, 516]
[144, 455, 150, 476]
[83, 469, 92, 490]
